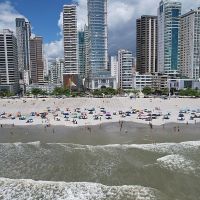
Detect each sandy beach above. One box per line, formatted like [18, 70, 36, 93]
[0, 97, 200, 127]
[1, 97, 200, 200]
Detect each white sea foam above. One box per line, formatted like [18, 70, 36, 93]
[157, 154, 199, 175]
[0, 178, 164, 200]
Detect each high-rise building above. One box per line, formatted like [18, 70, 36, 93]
[84, 25, 90, 81]
[15, 18, 31, 85]
[50, 58, 64, 84]
[87, 0, 109, 78]
[136, 15, 157, 74]
[180, 7, 200, 80]
[30, 36, 44, 83]
[63, 5, 79, 88]
[118, 49, 134, 90]
[78, 31, 85, 78]
[111, 56, 119, 86]
[0, 29, 19, 94]
[158, 0, 182, 75]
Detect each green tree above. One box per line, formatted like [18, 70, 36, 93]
[161, 88, 169, 95]
[52, 87, 65, 96]
[0, 89, 14, 97]
[179, 88, 200, 97]
[142, 87, 153, 95]
[31, 88, 43, 97]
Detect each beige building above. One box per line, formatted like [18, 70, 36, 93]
[30, 36, 44, 83]
[180, 7, 200, 80]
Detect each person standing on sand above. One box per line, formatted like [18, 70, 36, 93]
[174, 126, 176, 132]
[149, 122, 153, 129]
[120, 121, 123, 132]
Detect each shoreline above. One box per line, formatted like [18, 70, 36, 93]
[1, 121, 200, 145]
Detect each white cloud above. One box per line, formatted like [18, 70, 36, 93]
[76, 0, 200, 56]
[1, 0, 200, 60]
[0, 1, 26, 33]
[44, 40, 64, 61]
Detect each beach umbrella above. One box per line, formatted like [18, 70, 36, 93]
[105, 112, 111, 116]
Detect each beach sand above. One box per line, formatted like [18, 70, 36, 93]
[0, 97, 200, 126]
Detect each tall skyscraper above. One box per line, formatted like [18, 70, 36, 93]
[118, 49, 134, 90]
[63, 5, 78, 88]
[78, 31, 85, 78]
[88, 0, 108, 78]
[0, 29, 19, 94]
[136, 15, 157, 74]
[30, 36, 44, 83]
[15, 18, 31, 85]
[180, 7, 200, 80]
[158, 0, 182, 75]
[84, 25, 90, 81]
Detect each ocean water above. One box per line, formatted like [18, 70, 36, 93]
[0, 141, 200, 199]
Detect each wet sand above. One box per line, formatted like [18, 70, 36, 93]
[0, 122, 200, 145]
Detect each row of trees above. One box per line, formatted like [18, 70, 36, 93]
[141, 87, 200, 97]
[30, 87, 71, 97]
[1, 86, 200, 98]
[179, 88, 200, 97]
[0, 89, 14, 97]
[142, 87, 169, 96]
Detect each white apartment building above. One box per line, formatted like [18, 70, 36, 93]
[50, 58, 64, 84]
[111, 56, 119, 86]
[180, 7, 200, 80]
[0, 29, 19, 94]
[133, 73, 153, 91]
[118, 50, 134, 90]
[63, 5, 78, 75]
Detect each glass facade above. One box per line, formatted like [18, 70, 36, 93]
[88, 0, 109, 78]
[15, 18, 31, 82]
[78, 31, 85, 77]
[158, 0, 182, 75]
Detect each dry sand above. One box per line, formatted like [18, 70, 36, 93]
[0, 97, 200, 126]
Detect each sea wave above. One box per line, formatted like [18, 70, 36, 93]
[0, 178, 166, 200]
[157, 154, 200, 176]
[0, 141, 200, 199]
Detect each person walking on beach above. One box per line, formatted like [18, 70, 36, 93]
[149, 122, 153, 129]
[120, 121, 124, 132]
[87, 127, 91, 133]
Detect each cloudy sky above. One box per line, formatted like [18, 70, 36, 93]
[0, 0, 199, 60]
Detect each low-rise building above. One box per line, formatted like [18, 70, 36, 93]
[133, 73, 152, 90]
[168, 79, 200, 90]
[91, 77, 117, 90]
[26, 83, 62, 94]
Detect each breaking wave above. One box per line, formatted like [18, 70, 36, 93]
[0, 141, 200, 199]
[0, 178, 167, 200]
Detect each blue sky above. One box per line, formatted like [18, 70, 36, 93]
[0, 0, 199, 60]
[11, 0, 73, 43]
